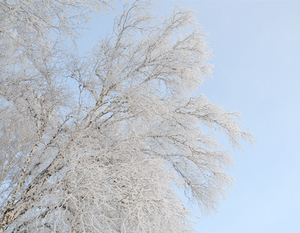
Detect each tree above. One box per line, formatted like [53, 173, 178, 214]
[0, 0, 253, 232]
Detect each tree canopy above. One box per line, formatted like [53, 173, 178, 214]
[0, 0, 252, 232]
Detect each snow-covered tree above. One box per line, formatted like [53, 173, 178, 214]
[0, 0, 253, 232]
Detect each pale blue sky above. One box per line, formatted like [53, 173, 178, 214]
[164, 1, 300, 233]
[79, 1, 300, 232]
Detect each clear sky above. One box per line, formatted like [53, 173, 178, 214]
[79, 1, 300, 232]
[162, 1, 300, 233]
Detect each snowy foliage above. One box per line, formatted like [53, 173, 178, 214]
[0, 0, 253, 232]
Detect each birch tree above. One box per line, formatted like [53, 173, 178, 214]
[0, 0, 253, 232]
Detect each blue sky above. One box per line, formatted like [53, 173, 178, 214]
[163, 1, 300, 233]
[79, 1, 300, 232]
